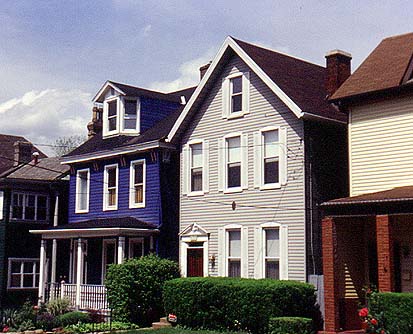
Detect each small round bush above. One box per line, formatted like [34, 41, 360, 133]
[55, 311, 91, 327]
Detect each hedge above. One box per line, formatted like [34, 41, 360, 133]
[105, 254, 180, 326]
[370, 292, 413, 333]
[268, 317, 313, 334]
[163, 277, 317, 334]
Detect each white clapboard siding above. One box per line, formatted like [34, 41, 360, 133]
[180, 55, 306, 282]
[350, 95, 413, 196]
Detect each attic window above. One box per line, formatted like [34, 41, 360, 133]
[103, 96, 140, 137]
[108, 100, 118, 131]
[123, 99, 137, 130]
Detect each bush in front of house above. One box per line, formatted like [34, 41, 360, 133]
[105, 254, 180, 326]
[55, 311, 91, 327]
[268, 317, 313, 334]
[64, 321, 139, 334]
[369, 292, 413, 333]
[163, 277, 317, 334]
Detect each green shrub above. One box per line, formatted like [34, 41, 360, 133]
[105, 254, 180, 326]
[46, 298, 71, 316]
[163, 277, 317, 334]
[64, 321, 138, 334]
[55, 311, 91, 327]
[370, 292, 413, 333]
[268, 317, 313, 334]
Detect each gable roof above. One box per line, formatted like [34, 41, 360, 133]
[1, 157, 69, 181]
[331, 32, 413, 102]
[167, 36, 346, 142]
[0, 134, 47, 174]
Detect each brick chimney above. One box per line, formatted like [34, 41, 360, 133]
[199, 62, 212, 80]
[87, 106, 103, 138]
[13, 141, 33, 166]
[325, 50, 352, 97]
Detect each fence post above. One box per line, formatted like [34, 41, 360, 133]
[60, 280, 65, 300]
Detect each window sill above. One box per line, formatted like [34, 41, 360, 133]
[224, 187, 243, 194]
[129, 203, 146, 209]
[259, 183, 282, 190]
[187, 191, 205, 197]
[75, 210, 89, 214]
[225, 112, 247, 120]
[103, 206, 118, 211]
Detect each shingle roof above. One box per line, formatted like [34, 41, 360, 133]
[0, 134, 47, 174]
[3, 157, 69, 181]
[50, 216, 157, 230]
[331, 32, 413, 101]
[233, 38, 345, 121]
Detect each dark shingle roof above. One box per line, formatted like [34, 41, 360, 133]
[50, 217, 157, 230]
[3, 157, 69, 181]
[233, 38, 345, 121]
[0, 134, 47, 174]
[331, 32, 413, 101]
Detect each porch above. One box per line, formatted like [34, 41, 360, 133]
[321, 186, 413, 333]
[30, 217, 159, 311]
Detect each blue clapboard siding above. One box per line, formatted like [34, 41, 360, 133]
[140, 96, 180, 132]
[68, 153, 161, 226]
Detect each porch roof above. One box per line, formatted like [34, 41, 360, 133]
[30, 216, 159, 239]
[322, 186, 413, 206]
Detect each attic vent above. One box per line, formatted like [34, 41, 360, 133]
[180, 95, 186, 105]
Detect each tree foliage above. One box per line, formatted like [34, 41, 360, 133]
[52, 135, 86, 157]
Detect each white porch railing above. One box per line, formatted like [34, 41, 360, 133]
[46, 282, 108, 311]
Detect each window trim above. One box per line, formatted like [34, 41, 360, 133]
[222, 71, 250, 119]
[0, 191, 4, 221]
[7, 258, 40, 290]
[129, 159, 146, 208]
[122, 97, 140, 133]
[103, 96, 120, 137]
[10, 192, 49, 221]
[188, 139, 205, 196]
[223, 132, 243, 193]
[103, 164, 118, 211]
[128, 237, 144, 258]
[222, 224, 248, 278]
[260, 126, 281, 190]
[101, 239, 117, 282]
[75, 168, 90, 213]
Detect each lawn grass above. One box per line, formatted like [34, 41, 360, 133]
[132, 328, 244, 334]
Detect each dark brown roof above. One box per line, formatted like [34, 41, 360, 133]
[331, 32, 413, 101]
[0, 134, 47, 174]
[50, 217, 157, 230]
[323, 186, 413, 206]
[3, 157, 69, 181]
[233, 38, 346, 122]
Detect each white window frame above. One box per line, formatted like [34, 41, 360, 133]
[254, 222, 288, 280]
[128, 237, 144, 258]
[129, 159, 146, 208]
[75, 168, 90, 213]
[122, 97, 140, 133]
[183, 139, 209, 196]
[10, 192, 49, 221]
[7, 258, 40, 290]
[103, 96, 140, 137]
[102, 239, 117, 282]
[222, 71, 250, 119]
[103, 96, 120, 136]
[103, 164, 118, 211]
[222, 133, 248, 193]
[0, 191, 3, 220]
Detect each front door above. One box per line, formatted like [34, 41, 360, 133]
[187, 247, 203, 277]
[102, 239, 117, 282]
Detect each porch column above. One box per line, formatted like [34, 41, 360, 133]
[321, 216, 340, 333]
[75, 238, 84, 309]
[376, 215, 394, 292]
[38, 239, 47, 304]
[117, 236, 125, 264]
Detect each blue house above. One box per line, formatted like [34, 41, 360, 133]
[32, 81, 194, 310]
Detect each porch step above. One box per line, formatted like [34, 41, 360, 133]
[152, 318, 172, 329]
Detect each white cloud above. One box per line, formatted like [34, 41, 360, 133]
[0, 89, 91, 156]
[149, 48, 216, 92]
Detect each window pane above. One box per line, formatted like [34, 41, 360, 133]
[227, 137, 241, 162]
[37, 196, 47, 208]
[10, 274, 21, 287]
[265, 260, 279, 279]
[108, 116, 117, 131]
[228, 260, 241, 277]
[12, 194, 23, 219]
[191, 169, 203, 192]
[23, 262, 33, 273]
[229, 230, 241, 257]
[11, 262, 21, 273]
[191, 144, 203, 168]
[231, 95, 242, 113]
[108, 101, 117, 117]
[124, 100, 137, 130]
[264, 159, 279, 184]
[78, 171, 88, 211]
[266, 229, 280, 258]
[108, 189, 116, 206]
[107, 168, 116, 187]
[264, 130, 279, 157]
[130, 241, 143, 258]
[231, 76, 242, 94]
[25, 195, 35, 220]
[228, 163, 241, 188]
[23, 275, 34, 288]
[134, 185, 143, 203]
[134, 164, 143, 184]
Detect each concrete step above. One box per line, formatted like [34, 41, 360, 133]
[159, 317, 169, 324]
[152, 321, 172, 330]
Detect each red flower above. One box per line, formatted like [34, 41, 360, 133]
[3, 326, 9, 332]
[380, 330, 385, 334]
[358, 307, 369, 318]
[370, 318, 378, 326]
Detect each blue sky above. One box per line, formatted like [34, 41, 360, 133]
[0, 0, 411, 154]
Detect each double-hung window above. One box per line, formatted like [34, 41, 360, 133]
[104, 164, 118, 210]
[227, 230, 241, 277]
[11, 193, 48, 221]
[222, 72, 250, 118]
[264, 228, 280, 279]
[8, 258, 39, 289]
[123, 99, 138, 131]
[129, 160, 145, 208]
[230, 76, 242, 114]
[190, 143, 203, 192]
[107, 99, 118, 132]
[263, 130, 279, 185]
[76, 169, 90, 213]
[226, 136, 241, 189]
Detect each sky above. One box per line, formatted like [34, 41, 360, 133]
[0, 0, 412, 155]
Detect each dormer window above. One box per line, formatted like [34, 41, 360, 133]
[123, 99, 138, 130]
[108, 100, 118, 132]
[103, 96, 140, 137]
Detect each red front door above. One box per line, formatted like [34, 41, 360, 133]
[187, 248, 203, 277]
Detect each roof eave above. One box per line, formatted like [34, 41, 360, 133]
[92, 80, 126, 103]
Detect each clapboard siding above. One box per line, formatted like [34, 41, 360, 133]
[140, 96, 180, 132]
[180, 55, 306, 281]
[349, 94, 413, 196]
[69, 154, 161, 226]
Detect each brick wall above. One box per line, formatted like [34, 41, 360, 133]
[376, 214, 394, 292]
